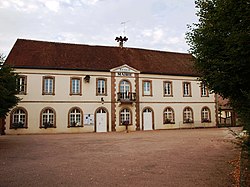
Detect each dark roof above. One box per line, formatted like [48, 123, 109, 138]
[5, 39, 198, 76]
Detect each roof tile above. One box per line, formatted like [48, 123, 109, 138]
[6, 39, 198, 76]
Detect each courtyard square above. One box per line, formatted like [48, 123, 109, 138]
[0, 128, 241, 187]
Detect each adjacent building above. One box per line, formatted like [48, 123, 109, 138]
[4, 39, 217, 134]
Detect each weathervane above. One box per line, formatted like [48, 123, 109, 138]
[115, 21, 129, 48]
[115, 36, 128, 48]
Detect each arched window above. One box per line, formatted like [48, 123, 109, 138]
[40, 108, 56, 128]
[10, 107, 28, 129]
[163, 107, 175, 124]
[68, 107, 83, 127]
[119, 80, 131, 99]
[183, 107, 194, 123]
[201, 107, 211, 123]
[120, 108, 131, 125]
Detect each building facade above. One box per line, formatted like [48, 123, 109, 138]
[4, 39, 217, 134]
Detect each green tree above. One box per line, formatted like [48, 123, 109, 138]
[0, 54, 20, 118]
[186, 0, 250, 132]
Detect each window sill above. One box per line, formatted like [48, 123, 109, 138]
[70, 94, 82, 96]
[120, 124, 132, 126]
[183, 121, 194, 124]
[96, 94, 107, 96]
[68, 125, 84, 128]
[42, 93, 55, 96]
[164, 122, 175, 125]
[40, 127, 56, 129]
[10, 126, 28, 130]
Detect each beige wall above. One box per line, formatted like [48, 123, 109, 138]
[5, 68, 216, 134]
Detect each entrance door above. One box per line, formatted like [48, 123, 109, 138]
[96, 109, 107, 132]
[143, 109, 153, 130]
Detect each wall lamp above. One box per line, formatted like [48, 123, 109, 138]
[84, 75, 90, 83]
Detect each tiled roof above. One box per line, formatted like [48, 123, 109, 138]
[6, 39, 198, 76]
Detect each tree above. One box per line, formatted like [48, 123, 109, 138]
[186, 0, 250, 133]
[0, 54, 20, 118]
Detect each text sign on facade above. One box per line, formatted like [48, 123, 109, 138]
[116, 67, 134, 77]
[117, 72, 133, 77]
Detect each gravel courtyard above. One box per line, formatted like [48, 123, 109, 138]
[0, 128, 241, 187]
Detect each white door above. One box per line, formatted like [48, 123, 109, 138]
[96, 109, 107, 132]
[143, 109, 153, 130]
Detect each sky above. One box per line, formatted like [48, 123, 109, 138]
[0, 0, 198, 56]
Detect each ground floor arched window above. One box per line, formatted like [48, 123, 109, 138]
[183, 107, 194, 123]
[10, 107, 28, 129]
[120, 108, 131, 125]
[163, 107, 175, 124]
[201, 107, 211, 123]
[40, 107, 56, 128]
[68, 107, 83, 127]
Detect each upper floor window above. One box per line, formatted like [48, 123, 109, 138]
[119, 80, 131, 100]
[163, 81, 173, 96]
[142, 80, 152, 96]
[183, 82, 191, 97]
[70, 77, 82, 95]
[201, 82, 209, 97]
[201, 107, 211, 123]
[17, 76, 27, 95]
[68, 107, 83, 127]
[42, 76, 55, 95]
[183, 107, 194, 123]
[163, 107, 175, 124]
[96, 78, 107, 96]
[40, 108, 56, 128]
[10, 107, 28, 129]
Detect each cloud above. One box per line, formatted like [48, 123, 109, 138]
[0, 0, 197, 55]
[44, 1, 60, 12]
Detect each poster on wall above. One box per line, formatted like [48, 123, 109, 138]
[84, 114, 94, 125]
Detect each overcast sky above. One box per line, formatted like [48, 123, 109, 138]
[0, 0, 198, 55]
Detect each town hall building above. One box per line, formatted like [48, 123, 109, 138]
[4, 39, 217, 134]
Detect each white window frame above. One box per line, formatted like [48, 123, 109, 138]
[183, 107, 193, 123]
[42, 109, 54, 126]
[183, 82, 191, 97]
[71, 78, 80, 94]
[13, 109, 26, 124]
[69, 108, 82, 127]
[201, 107, 211, 122]
[164, 81, 172, 96]
[164, 107, 175, 124]
[142, 80, 152, 96]
[43, 77, 55, 95]
[120, 108, 131, 125]
[97, 79, 106, 95]
[17, 76, 26, 94]
[201, 83, 209, 97]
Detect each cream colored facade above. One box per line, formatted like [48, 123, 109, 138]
[5, 64, 216, 134]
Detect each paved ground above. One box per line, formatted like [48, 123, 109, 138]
[0, 128, 242, 187]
